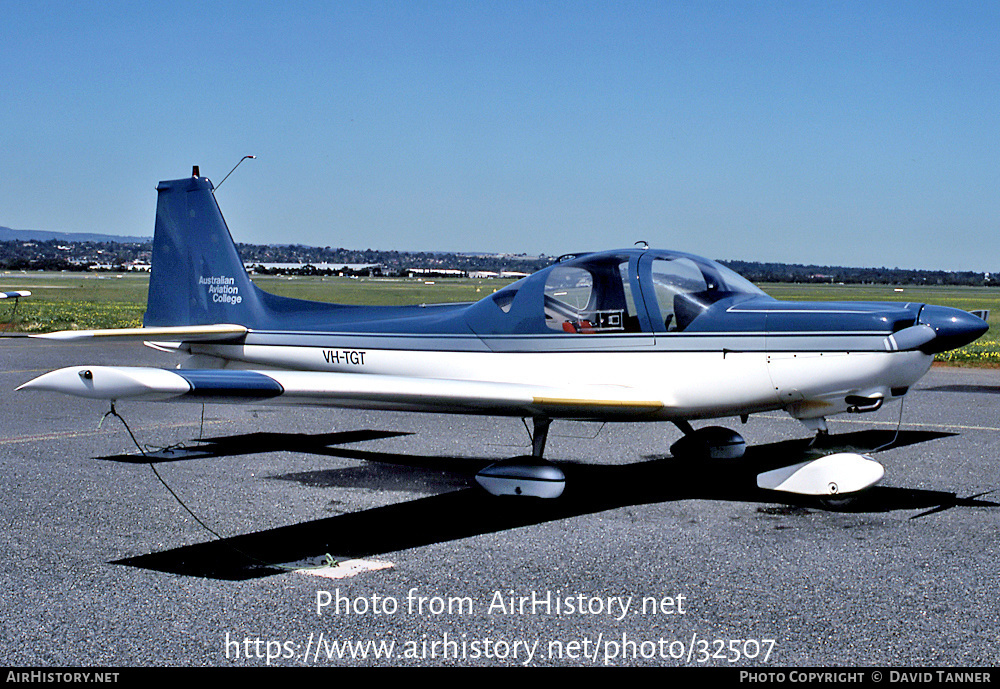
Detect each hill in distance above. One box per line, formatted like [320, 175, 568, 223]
[0, 226, 149, 244]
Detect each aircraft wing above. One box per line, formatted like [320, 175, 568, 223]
[17, 366, 665, 420]
[0, 291, 31, 299]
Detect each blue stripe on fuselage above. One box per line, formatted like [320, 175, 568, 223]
[233, 330, 892, 353]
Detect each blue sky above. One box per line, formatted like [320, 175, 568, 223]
[3, 1, 998, 271]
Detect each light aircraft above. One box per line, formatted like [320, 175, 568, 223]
[18, 169, 989, 500]
[1, 290, 30, 333]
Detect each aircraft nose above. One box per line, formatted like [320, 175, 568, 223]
[918, 305, 989, 354]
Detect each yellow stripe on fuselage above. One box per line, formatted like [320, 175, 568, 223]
[532, 396, 663, 410]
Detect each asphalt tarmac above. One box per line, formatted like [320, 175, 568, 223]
[2, 337, 999, 667]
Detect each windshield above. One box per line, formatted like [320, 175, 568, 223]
[650, 255, 765, 331]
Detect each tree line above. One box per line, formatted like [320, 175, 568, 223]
[0, 238, 994, 286]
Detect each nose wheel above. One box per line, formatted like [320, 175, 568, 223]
[757, 453, 885, 500]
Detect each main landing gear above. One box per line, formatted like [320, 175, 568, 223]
[475, 416, 567, 498]
[669, 421, 748, 459]
[474, 415, 886, 501]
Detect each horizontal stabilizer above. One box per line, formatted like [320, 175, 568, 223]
[30, 324, 248, 342]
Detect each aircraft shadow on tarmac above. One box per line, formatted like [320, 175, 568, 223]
[97, 429, 415, 463]
[110, 428, 999, 580]
[920, 384, 1000, 395]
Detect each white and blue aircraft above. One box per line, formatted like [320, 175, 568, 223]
[18, 170, 989, 500]
[1, 290, 30, 333]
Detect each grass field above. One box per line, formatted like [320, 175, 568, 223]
[2, 271, 996, 365]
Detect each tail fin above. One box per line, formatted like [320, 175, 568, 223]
[144, 174, 267, 328]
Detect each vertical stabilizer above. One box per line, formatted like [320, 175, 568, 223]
[144, 175, 266, 327]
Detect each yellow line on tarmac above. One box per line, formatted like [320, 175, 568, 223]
[760, 413, 1000, 434]
[0, 420, 228, 447]
[2, 368, 63, 375]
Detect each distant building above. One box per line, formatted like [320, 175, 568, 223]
[245, 262, 381, 274]
[468, 270, 529, 279]
[404, 268, 465, 278]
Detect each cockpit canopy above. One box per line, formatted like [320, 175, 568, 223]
[543, 251, 766, 334]
[468, 248, 770, 336]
